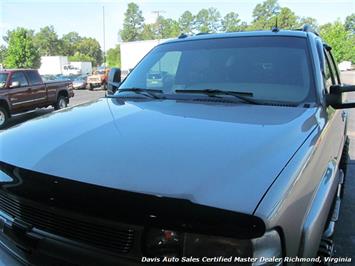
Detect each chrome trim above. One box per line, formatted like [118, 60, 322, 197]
[11, 97, 47, 106]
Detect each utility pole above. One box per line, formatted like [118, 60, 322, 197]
[152, 10, 166, 39]
[102, 6, 106, 67]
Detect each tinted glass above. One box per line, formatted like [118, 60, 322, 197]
[27, 71, 43, 85]
[0, 74, 8, 88]
[11, 72, 28, 87]
[121, 36, 315, 104]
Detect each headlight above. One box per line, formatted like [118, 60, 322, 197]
[143, 229, 282, 265]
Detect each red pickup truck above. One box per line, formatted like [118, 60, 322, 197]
[0, 69, 74, 128]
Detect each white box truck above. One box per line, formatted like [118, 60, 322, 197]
[63, 62, 92, 76]
[120, 39, 169, 77]
[39, 56, 93, 76]
[38, 56, 69, 75]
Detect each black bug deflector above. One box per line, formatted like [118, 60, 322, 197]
[0, 162, 265, 239]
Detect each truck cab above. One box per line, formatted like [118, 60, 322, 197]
[0, 69, 74, 128]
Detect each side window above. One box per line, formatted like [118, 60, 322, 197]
[327, 50, 341, 84]
[27, 71, 42, 85]
[10, 72, 29, 87]
[323, 50, 335, 93]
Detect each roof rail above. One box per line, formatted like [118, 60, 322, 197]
[196, 32, 209, 36]
[301, 24, 319, 36]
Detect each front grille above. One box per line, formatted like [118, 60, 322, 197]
[0, 192, 135, 254]
[88, 78, 100, 83]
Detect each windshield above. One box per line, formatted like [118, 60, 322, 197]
[0, 73, 8, 88]
[120, 36, 315, 104]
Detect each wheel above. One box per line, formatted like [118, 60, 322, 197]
[54, 95, 67, 110]
[88, 84, 94, 91]
[101, 82, 107, 90]
[0, 107, 9, 129]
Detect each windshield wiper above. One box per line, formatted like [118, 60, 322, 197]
[175, 89, 259, 105]
[117, 88, 164, 99]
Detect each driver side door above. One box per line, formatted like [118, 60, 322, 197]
[8, 71, 33, 112]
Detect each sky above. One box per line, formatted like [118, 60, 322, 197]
[0, 0, 354, 51]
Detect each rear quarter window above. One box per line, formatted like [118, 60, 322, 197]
[26, 71, 43, 85]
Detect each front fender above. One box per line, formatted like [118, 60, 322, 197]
[299, 161, 340, 259]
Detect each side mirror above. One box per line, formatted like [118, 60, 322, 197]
[327, 84, 355, 109]
[107, 68, 121, 95]
[10, 81, 20, 88]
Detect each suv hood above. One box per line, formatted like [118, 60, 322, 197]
[0, 98, 318, 214]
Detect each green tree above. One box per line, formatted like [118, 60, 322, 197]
[68, 52, 93, 63]
[251, 0, 280, 30]
[194, 7, 221, 33]
[34, 25, 61, 56]
[222, 12, 241, 32]
[76, 37, 103, 66]
[4, 27, 40, 68]
[179, 11, 195, 34]
[298, 17, 319, 31]
[0, 45, 7, 64]
[320, 21, 355, 63]
[61, 32, 82, 56]
[106, 45, 121, 67]
[120, 2, 144, 41]
[345, 13, 355, 34]
[2, 30, 13, 43]
[156, 16, 180, 38]
[141, 24, 156, 40]
[277, 7, 298, 29]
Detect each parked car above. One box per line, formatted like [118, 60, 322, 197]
[0, 69, 74, 128]
[87, 67, 110, 90]
[73, 75, 88, 89]
[0, 26, 354, 265]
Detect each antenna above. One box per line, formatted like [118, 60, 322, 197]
[272, 16, 279, 32]
[152, 10, 166, 39]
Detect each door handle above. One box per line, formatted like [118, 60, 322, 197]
[27, 88, 32, 92]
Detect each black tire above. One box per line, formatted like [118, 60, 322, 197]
[54, 95, 67, 110]
[0, 107, 9, 129]
[89, 84, 94, 91]
[102, 82, 107, 90]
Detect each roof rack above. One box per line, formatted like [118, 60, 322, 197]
[299, 24, 320, 36]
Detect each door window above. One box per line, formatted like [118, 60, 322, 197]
[26, 71, 43, 85]
[10, 72, 29, 87]
[323, 50, 336, 93]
